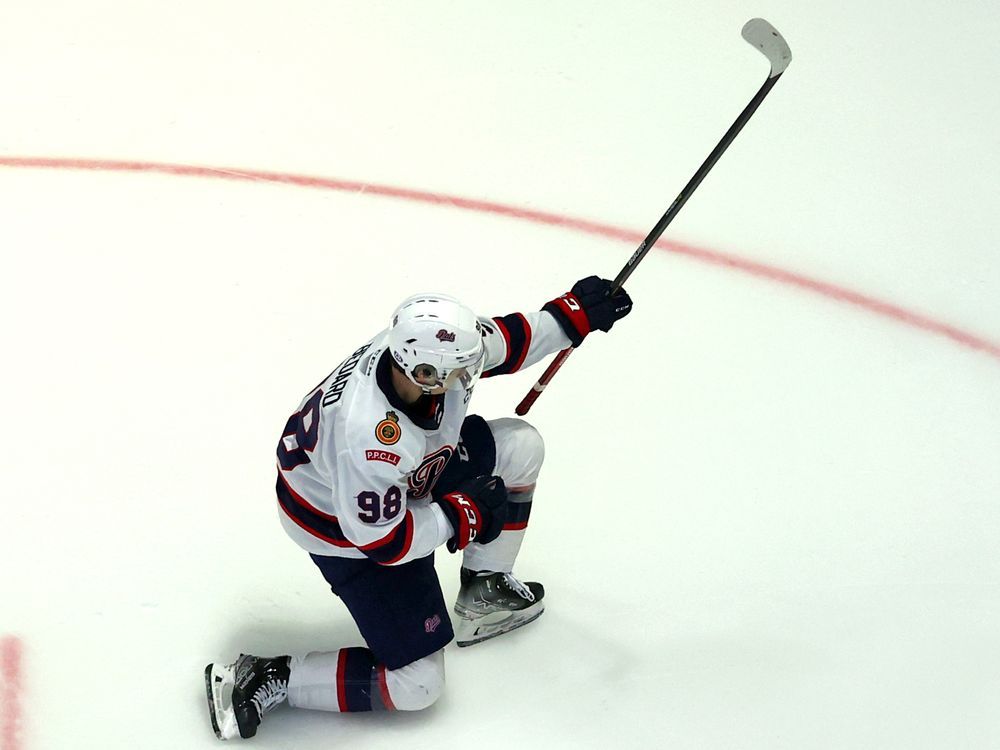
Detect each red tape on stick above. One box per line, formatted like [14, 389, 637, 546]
[515, 347, 574, 415]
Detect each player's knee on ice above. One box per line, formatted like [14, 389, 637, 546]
[287, 648, 445, 712]
[386, 650, 445, 711]
[489, 418, 545, 489]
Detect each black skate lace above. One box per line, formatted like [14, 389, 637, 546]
[502, 573, 535, 602]
[251, 678, 288, 717]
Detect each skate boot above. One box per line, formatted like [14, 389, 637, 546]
[454, 567, 545, 647]
[204, 654, 290, 740]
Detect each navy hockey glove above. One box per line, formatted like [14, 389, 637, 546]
[433, 475, 508, 552]
[543, 276, 633, 347]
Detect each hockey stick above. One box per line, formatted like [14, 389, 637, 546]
[515, 18, 792, 416]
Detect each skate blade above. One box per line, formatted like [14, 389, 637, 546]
[204, 662, 240, 740]
[455, 601, 545, 647]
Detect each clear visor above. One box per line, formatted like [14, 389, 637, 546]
[411, 351, 485, 392]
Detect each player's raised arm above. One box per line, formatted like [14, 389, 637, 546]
[480, 276, 633, 378]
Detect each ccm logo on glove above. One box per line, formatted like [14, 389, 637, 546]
[451, 493, 481, 545]
[544, 276, 633, 347]
[561, 296, 582, 312]
[432, 475, 508, 552]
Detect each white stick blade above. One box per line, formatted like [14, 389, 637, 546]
[741, 18, 792, 77]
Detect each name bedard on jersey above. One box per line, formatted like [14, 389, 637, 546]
[275, 312, 570, 564]
[322, 343, 372, 408]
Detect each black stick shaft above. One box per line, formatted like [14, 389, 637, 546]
[516, 68, 785, 417]
[611, 72, 781, 294]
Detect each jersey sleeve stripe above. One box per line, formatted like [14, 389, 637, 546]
[359, 510, 414, 565]
[494, 316, 513, 358]
[510, 313, 532, 372]
[483, 313, 531, 377]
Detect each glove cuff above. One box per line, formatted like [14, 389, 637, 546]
[433, 492, 483, 552]
[542, 292, 591, 347]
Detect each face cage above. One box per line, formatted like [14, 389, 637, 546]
[410, 352, 485, 393]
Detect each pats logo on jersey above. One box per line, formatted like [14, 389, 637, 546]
[376, 411, 401, 445]
[436, 329, 456, 342]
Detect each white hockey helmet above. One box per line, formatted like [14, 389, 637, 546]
[387, 293, 486, 393]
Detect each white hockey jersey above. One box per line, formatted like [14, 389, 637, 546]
[276, 310, 571, 565]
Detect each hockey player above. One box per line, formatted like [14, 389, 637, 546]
[205, 277, 632, 740]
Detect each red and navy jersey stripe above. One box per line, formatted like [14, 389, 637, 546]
[359, 510, 414, 565]
[276, 473, 413, 564]
[276, 473, 353, 547]
[482, 313, 533, 378]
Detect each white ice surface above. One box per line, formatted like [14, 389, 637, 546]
[1, 2, 999, 749]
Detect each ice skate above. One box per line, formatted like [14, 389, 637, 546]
[454, 567, 545, 646]
[204, 654, 290, 740]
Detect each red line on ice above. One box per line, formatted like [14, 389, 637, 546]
[2, 155, 998, 361]
[1, 637, 23, 750]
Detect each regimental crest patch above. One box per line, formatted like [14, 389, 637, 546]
[376, 411, 401, 445]
[436, 329, 456, 342]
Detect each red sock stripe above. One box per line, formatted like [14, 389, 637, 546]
[502, 521, 528, 531]
[377, 665, 396, 711]
[504, 497, 532, 530]
[336, 649, 349, 712]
